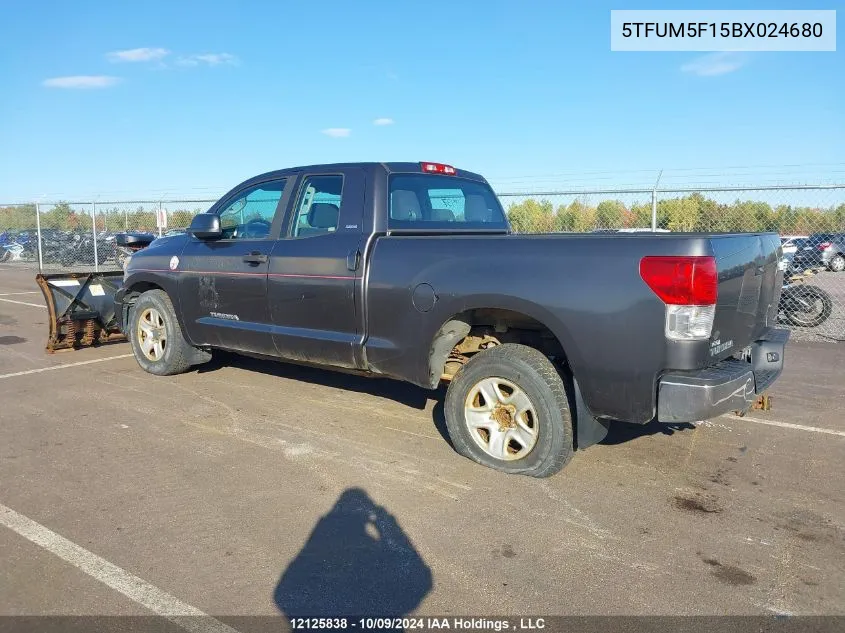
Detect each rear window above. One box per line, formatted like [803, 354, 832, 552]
[388, 174, 508, 230]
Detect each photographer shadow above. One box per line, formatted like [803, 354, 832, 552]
[274, 488, 432, 630]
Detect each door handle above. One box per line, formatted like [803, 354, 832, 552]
[242, 252, 268, 265]
[347, 249, 361, 272]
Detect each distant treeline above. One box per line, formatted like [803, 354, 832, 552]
[504, 193, 845, 234]
[2, 194, 845, 235]
[0, 203, 204, 233]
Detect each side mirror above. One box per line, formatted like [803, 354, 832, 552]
[188, 214, 222, 240]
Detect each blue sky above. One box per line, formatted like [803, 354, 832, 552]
[0, 0, 842, 201]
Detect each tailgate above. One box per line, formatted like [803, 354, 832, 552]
[708, 233, 783, 361]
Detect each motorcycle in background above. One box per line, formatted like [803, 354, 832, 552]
[778, 266, 833, 328]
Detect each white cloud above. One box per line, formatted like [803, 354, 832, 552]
[42, 75, 121, 89]
[107, 47, 170, 63]
[176, 53, 238, 67]
[373, 117, 394, 126]
[321, 128, 351, 138]
[681, 52, 745, 77]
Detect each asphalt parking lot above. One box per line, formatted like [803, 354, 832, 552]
[0, 265, 843, 626]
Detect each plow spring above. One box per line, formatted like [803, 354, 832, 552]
[35, 272, 126, 352]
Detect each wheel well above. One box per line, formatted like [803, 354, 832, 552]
[124, 282, 163, 304]
[430, 308, 568, 386]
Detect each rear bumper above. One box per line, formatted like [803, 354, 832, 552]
[657, 328, 790, 423]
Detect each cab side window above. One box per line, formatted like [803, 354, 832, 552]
[290, 175, 344, 238]
[218, 179, 287, 240]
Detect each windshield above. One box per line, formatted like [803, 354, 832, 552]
[388, 174, 509, 231]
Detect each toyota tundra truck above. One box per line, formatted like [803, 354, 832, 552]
[114, 161, 789, 477]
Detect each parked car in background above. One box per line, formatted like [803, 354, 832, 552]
[790, 233, 845, 272]
[780, 235, 808, 257]
[780, 237, 807, 270]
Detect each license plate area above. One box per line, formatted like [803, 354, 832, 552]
[733, 345, 752, 363]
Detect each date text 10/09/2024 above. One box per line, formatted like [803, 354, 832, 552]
[290, 617, 547, 631]
[621, 21, 823, 39]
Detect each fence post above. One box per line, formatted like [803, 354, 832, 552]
[92, 201, 99, 272]
[650, 190, 657, 231]
[158, 201, 163, 238]
[35, 201, 43, 272]
[651, 169, 663, 231]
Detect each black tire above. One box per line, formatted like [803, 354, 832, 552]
[444, 343, 574, 478]
[129, 289, 211, 376]
[780, 285, 833, 328]
[828, 254, 845, 272]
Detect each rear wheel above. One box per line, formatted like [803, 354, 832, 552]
[444, 343, 574, 478]
[828, 254, 845, 272]
[129, 290, 210, 376]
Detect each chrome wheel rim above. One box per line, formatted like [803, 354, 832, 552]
[137, 307, 167, 362]
[464, 377, 539, 461]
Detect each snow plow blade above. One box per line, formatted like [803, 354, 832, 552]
[35, 271, 126, 352]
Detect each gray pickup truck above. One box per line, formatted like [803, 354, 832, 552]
[114, 161, 789, 477]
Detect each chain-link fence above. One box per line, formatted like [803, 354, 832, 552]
[1, 184, 844, 339]
[500, 184, 845, 341]
[0, 199, 215, 272]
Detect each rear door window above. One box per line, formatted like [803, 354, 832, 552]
[290, 175, 344, 238]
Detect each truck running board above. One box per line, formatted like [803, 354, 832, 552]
[35, 272, 126, 353]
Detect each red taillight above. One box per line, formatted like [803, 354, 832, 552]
[817, 241, 832, 250]
[639, 256, 718, 305]
[420, 162, 456, 175]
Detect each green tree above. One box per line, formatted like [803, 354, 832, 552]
[0, 204, 37, 230]
[659, 195, 700, 232]
[568, 199, 597, 233]
[629, 202, 652, 229]
[127, 205, 156, 232]
[595, 200, 625, 230]
[506, 199, 556, 233]
[170, 210, 195, 229]
[41, 202, 76, 230]
[555, 204, 575, 231]
[832, 204, 845, 231]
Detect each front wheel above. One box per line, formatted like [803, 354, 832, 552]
[828, 254, 845, 272]
[444, 343, 574, 478]
[129, 289, 210, 375]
